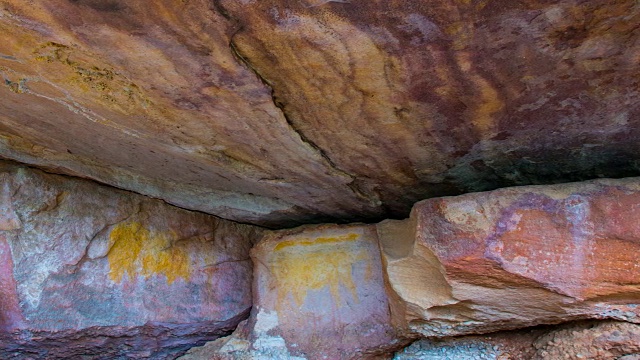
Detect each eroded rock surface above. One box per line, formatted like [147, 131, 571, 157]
[187, 177, 640, 359]
[2, 1, 640, 358]
[182, 224, 400, 360]
[532, 320, 640, 360]
[394, 320, 640, 360]
[382, 178, 640, 337]
[393, 328, 541, 360]
[1, 0, 638, 226]
[0, 161, 263, 359]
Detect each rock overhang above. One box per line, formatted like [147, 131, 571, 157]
[0, 0, 637, 227]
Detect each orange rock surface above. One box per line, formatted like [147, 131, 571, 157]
[383, 178, 640, 337]
[1, 0, 638, 226]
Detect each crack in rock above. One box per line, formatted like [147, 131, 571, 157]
[218, 3, 381, 208]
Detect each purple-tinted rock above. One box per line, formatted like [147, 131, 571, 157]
[184, 224, 400, 360]
[0, 161, 263, 358]
[1, 0, 638, 227]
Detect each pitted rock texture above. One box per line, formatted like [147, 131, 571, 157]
[394, 320, 640, 360]
[0, 161, 263, 359]
[1, 0, 639, 227]
[381, 178, 640, 337]
[0, 318, 248, 360]
[532, 320, 640, 360]
[393, 328, 541, 360]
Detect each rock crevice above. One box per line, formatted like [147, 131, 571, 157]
[4, 161, 640, 359]
[226, 14, 382, 214]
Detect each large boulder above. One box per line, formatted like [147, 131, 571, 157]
[381, 178, 640, 337]
[182, 224, 400, 360]
[0, 161, 263, 359]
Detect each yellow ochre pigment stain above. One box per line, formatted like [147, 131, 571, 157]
[274, 232, 358, 251]
[108, 222, 190, 284]
[271, 233, 370, 307]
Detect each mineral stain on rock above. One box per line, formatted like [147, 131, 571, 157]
[270, 232, 366, 307]
[210, 225, 399, 359]
[1, 0, 640, 358]
[0, 161, 259, 358]
[108, 221, 190, 285]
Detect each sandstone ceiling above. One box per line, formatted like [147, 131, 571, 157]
[0, 0, 638, 227]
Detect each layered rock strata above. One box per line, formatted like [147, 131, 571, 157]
[187, 177, 640, 359]
[0, 161, 263, 359]
[4, 160, 640, 359]
[383, 178, 640, 337]
[1, 0, 638, 227]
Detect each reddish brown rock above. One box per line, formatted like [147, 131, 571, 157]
[0, 161, 263, 359]
[183, 177, 640, 359]
[0, 0, 383, 227]
[0, 234, 22, 332]
[1, 0, 639, 227]
[183, 224, 400, 360]
[380, 178, 640, 337]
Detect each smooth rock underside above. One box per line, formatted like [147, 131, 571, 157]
[2, 0, 640, 359]
[0, 0, 638, 227]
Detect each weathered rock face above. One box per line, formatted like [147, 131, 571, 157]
[382, 178, 640, 337]
[2, 1, 640, 358]
[394, 326, 542, 360]
[532, 320, 640, 360]
[0, 161, 263, 359]
[248, 225, 399, 358]
[1, 0, 638, 227]
[3, 163, 640, 359]
[185, 224, 400, 359]
[186, 177, 640, 359]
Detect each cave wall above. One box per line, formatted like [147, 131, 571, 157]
[1, 0, 640, 358]
[2, 160, 640, 359]
[185, 176, 640, 359]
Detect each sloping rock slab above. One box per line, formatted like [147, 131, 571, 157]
[1, 0, 639, 227]
[0, 313, 247, 360]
